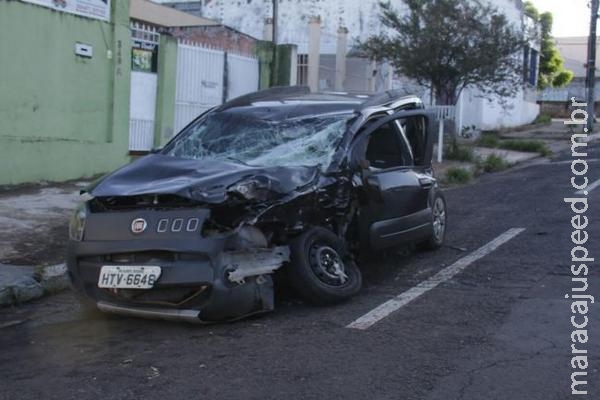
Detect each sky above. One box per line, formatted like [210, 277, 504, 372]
[529, 0, 590, 37]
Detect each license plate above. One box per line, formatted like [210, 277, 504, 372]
[98, 266, 161, 289]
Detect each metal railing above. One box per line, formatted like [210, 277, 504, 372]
[427, 105, 457, 163]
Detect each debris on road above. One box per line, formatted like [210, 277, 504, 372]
[0, 263, 68, 306]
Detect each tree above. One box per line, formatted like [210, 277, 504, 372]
[524, 1, 574, 89]
[359, 0, 526, 105]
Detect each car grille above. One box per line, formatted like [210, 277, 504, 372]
[100, 286, 211, 307]
[90, 195, 201, 212]
[79, 251, 207, 264]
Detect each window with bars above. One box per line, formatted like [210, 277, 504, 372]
[297, 54, 309, 86]
[523, 46, 538, 87]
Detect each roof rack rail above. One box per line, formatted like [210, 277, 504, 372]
[217, 86, 311, 111]
[358, 90, 422, 111]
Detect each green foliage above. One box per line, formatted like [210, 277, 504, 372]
[359, 0, 525, 105]
[445, 167, 473, 184]
[553, 70, 574, 87]
[476, 133, 501, 148]
[500, 140, 551, 156]
[523, 1, 539, 20]
[476, 132, 551, 156]
[444, 139, 476, 162]
[524, 1, 574, 90]
[478, 154, 510, 172]
[534, 113, 552, 124]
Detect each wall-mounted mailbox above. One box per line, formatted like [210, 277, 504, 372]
[75, 43, 93, 58]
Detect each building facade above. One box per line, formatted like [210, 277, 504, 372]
[0, 0, 274, 185]
[540, 37, 599, 103]
[0, 0, 132, 185]
[156, 0, 540, 131]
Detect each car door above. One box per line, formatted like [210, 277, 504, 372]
[351, 110, 436, 250]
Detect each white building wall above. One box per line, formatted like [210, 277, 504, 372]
[155, 0, 540, 129]
[457, 0, 540, 130]
[161, 0, 391, 50]
[460, 87, 539, 131]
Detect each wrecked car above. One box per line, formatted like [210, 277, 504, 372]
[67, 86, 447, 323]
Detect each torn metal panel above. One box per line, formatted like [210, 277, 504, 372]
[224, 246, 290, 285]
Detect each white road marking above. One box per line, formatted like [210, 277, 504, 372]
[346, 228, 526, 330]
[576, 178, 600, 195]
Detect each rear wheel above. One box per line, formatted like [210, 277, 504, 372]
[421, 192, 447, 250]
[288, 227, 362, 305]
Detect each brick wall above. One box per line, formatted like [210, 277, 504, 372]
[168, 25, 258, 56]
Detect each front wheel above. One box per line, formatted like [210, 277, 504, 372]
[420, 192, 447, 250]
[287, 227, 362, 305]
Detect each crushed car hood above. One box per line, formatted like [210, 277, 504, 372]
[85, 154, 320, 203]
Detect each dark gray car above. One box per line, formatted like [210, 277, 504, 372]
[67, 87, 447, 323]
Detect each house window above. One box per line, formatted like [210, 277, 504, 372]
[297, 54, 309, 86]
[523, 47, 530, 83]
[529, 49, 538, 86]
[523, 46, 538, 87]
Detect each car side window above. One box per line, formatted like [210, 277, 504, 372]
[365, 123, 412, 170]
[398, 116, 427, 166]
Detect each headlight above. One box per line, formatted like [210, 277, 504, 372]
[230, 177, 274, 201]
[233, 180, 258, 197]
[69, 203, 87, 241]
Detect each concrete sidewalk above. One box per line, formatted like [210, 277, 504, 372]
[0, 181, 87, 306]
[472, 147, 540, 164]
[499, 120, 600, 150]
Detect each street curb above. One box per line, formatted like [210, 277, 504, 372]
[0, 264, 68, 307]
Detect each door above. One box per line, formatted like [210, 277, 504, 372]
[129, 23, 159, 152]
[352, 110, 436, 249]
[129, 72, 158, 151]
[174, 43, 225, 134]
[226, 53, 259, 101]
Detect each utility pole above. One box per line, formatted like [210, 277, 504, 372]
[271, 0, 279, 86]
[272, 0, 278, 45]
[586, 0, 599, 132]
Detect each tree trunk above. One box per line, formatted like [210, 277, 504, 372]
[434, 83, 458, 105]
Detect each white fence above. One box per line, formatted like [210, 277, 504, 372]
[129, 23, 159, 151]
[174, 41, 259, 135]
[538, 88, 570, 102]
[431, 105, 456, 122]
[227, 53, 259, 101]
[428, 105, 457, 163]
[174, 42, 225, 134]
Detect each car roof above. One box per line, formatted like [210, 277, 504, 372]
[214, 86, 422, 121]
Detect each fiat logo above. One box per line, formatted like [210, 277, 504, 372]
[131, 218, 148, 234]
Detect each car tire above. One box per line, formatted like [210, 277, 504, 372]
[420, 191, 447, 250]
[288, 227, 362, 305]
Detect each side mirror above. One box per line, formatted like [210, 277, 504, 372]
[150, 147, 163, 154]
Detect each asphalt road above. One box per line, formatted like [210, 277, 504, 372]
[1, 144, 599, 400]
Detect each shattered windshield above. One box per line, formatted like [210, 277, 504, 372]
[163, 112, 354, 169]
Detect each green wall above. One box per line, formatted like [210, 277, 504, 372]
[275, 44, 297, 87]
[154, 35, 178, 148]
[0, 1, 132, 185]
[255, 41, 275, 90]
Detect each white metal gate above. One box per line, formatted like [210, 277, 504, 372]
[129, 23, 159, 151]
[174, 42, 225, 134]
[226, 53, 259, 101]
